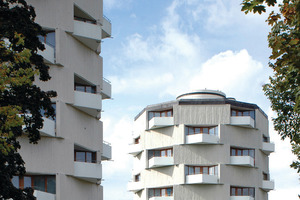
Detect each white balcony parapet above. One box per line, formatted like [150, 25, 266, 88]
[39, 117, 55, 137]
[230, 156, 255, 167]
[186, 134, 219, 144]
[149, 117, 174, 130]
[128, 143, 143, 156]
[73, 161, 102, 183]
[261, 142, 275, 155]
[72, 20, 102, 51]
[101, 77, 112, 99]
[127, 181, 143, 192]
[73, 91, 102, 118]
[230, 197, 254, 200]
[101, 141, 112, 160]
[149, 197, 173, 200]
[38, 42, 55, 64]
[33, 190, 55, 200]
[149, 157, 174, 168]
[230, 116, 255, 128]
[186, 174, 218, 184]
[261, 180, 275, 191]
[102, 15, 112, 39]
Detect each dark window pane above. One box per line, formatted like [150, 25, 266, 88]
[237, 150, 242, 156]
[237, 188, 242, 196]
[244, 111, 249, 116]
[161, 150, 166, 157]
[231, 149, 235, 156]
[203, 167, 208, 174]
[154, 151, 160, 157]
[232, 110, 236, 116]
[149, 189, 154, 198]
[86, 152, 92, 163]
[203, 128, 209, 134]
[195, 128, 200, 134]
[46, 32, 55, 47]
[154, 112, 160, 117]
[167, 111, 172, 117]
[76, 152, 85, 162]
[148, 112, 154, 120]
[231, 188, 235, 196]
[167, 188, 172, 196]
[47, 176, 56, 194]
[243, 188, 248, 196]
[154, 189, 160, 196]
[249, 150, 255, 158]
[195, 167, 200, 174]
[34, 176, 45, 192]
[249, 188, 255, 197]
[189, 167, 193, 175]
[243, 149, 249, 156]
[24, 176, 31, 188]
[189, 127, 194, 135]
[250, 111, 255, 119]
[75, 85, 85, 92]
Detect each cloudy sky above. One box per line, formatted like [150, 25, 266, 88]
[101, 0, 299, 199]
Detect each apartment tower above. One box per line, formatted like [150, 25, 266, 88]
[128, 90, 274, 200]
[12, 0, 112, 199]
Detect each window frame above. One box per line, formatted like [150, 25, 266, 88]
[186, 126, 218, 136]
[230, 186, 255, 197]
[74, 150, 97, 163]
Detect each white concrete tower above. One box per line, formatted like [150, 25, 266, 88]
[12, 0, 112, 199]
[128, 90, 274, 200]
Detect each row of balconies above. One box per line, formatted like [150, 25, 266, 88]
[149, 116, 255, 130]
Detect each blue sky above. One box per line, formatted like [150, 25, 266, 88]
[101, 0, 299, 199]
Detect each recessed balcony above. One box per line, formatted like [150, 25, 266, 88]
[73, 161, 102, 183]
[230, 156, 255, 167]
[33, 190, 55, 200]
[128, 143, 143, 156]
[38, 42, 55, 64]
[230, 197, 254, 200]
[261, 180, 274, 191]
[149, 117, 174, 130]
[149, 157, 174, 168]
[102, 15, 112, 39]
[261, 142, 275, 155]
[127, 181, 143, 192]
[72, 20, 102, 51]
[186, 134, 219, 144]
[101, 78, 112, 99]
[149, 197, 173, 200]
[101, 141, 112, 160]
[39, 117, 55, 137]
[230, 116, 255, 128]
[186, 174, 218, 184]
[72, 91, 102, 118]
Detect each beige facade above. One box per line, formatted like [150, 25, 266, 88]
[129, 90, 274, 200]
[14, 0, 112, 199]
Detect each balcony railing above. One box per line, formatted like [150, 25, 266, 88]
[186, 174, 218, 184]
[186, 134, 219, 144]
[127, 181, 143, 192]
[39, 117, 56, 137]
[73, 161, 102, 183]
[148, 157, 174, 168]
[230, 197, 254, 200]
[149, 197, 173, 200]
[230, 116, 255, 128]
[101, 77, 112, 99]
[230, 156, 255, 167]
[102, 15, 112, 39]
[261, 142, 275, 155]
[101, 141, 112, 160]
[33, 190, 55, 200]
[37, 42, 55, 64]
[149, 117, 174, 130]
[72, 91, 102, 118]
[128, 143, 143, 156]
[261, 180, 275, 191]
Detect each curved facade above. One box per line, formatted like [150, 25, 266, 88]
[129, 90, 274, 200]
[13, 0, 112, 199]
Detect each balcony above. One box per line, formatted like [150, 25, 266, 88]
[37, 42, 55, 64]
[72, 91, 102, 118]
[230, 156, 254, 167]
[101, 78, 112, 99]
[39, 117, 55, 137]
[102, 15, 112, 39]
[73, 161, 102, 183]
[72, 20, 102, 51]
[128, 143, 143, 156]
[33, 190, 55, 200]
[149, 157, 174, 168]
[261, 180, 274, 191]
[127, 181, 143, 192]
[261, 142, 275, 155]
[149, 117, 174, 130]
[101, 141, 112, 160]
[230, 197, 254, 200]
[186, 174, 218, 184]
[186, 134, 219, 144]
[230, 116, 255, 128]
[149, 197, 173, 200]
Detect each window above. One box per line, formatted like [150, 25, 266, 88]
[148, 188, 173, 198]
[231, 109, 255, 119]
[263, 135, 269, 143]
[74, 150, 96, 163]
[40, 103, 56, 120]
[74, 83, 96, 94]
[38, 31, 55, 47]
[263, 172, 269, 181]
[186, 165, 218, 176]
[186, 126, 218, 136]
[148, 110, 173, 120]
[134, 174, 141, 182]
[231, 186, 255, 197]
[12, 175, 56, 194]
[134, 136, 140, 144]
[231, 147, 255, 159]
[148, 149, 173, 159]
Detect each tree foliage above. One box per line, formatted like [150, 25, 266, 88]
[242, 0, 300, 173]
[0, 0, 56, 199]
